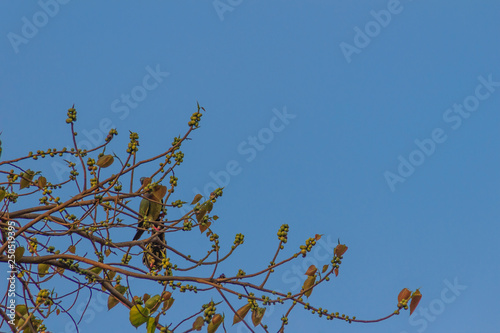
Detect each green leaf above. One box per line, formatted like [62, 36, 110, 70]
[233, 303, 251, 325]
[96, 155, 114, 168]
[322, 264, 329, 273]
[68, 245, 76, 254]
[146, 316, 156, 333]
[90, 266, 102, 276]
[145, 295, 161, 313]
[0, 188, 6, 201]
[129, 304, 150, 328]
[14, 247, 25, 262]
[191, 194, 203, 205]
[108, 285, 128, 310]
[38, 264, 50, 278]
[20, 169, 35, 189]
[15, 304, 28, 316]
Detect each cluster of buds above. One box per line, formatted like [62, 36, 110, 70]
[105, 128, 118, 142]
[233, 233, 244, 246]
[182, 219, 192, 231]
[66, 105, 77, 123]
[174, 151, 184, 163]
[202, 301, 217, 323]
[36, 289, 52, 306]
[171, 199, 183, 208]
[171, 136, 182, 150]
[211, 187, 223, 199]
[29, 237, 38, 253]
[87, 158, 97, 171]
[277, 224, 289, 243]
[188, 105, 203, 127]
[299, 237, 317, 257]
[127, 132, 139, 154]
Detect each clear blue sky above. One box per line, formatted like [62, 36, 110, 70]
[1, 1, 499, 332]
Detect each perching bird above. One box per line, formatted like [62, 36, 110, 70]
[133, 178, 163, 241]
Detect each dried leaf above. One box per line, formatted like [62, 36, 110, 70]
[251, 307, 266, 327]
[191, 194, 203, 205]
[161, 291, 172, 301]
[192, 316, 204, 330]
[410, 289, 422, 315]
[152, 185, 167, 201]
[207, 313, 224, 333]
[162, 298, 174, 311]
[304, 265, 317, 276]
[233, 303, 251, 325]
[0, 188, 5, 201]
[302, 275, 316, 298]
[199, 221, 211, 233]
[96, 155, 114, 168]
[68, 245, 76, 254]
[37, 176, 47, 188]
[105, 248, 111, 257]
[334, 267, 339, 277]
[315, 234, 322, 240]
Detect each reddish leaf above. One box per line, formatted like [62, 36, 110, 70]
[191, 194, 203, 205]
[334, 244, 348, 257]
[398, 288, 412, 303]
[409, 289, 422, 315]
[251, 307, 266, 327]
[302, 275, 316, 298]
[304, 265, 317, 276]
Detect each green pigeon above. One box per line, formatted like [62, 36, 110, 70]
[133, 178, 163, 241]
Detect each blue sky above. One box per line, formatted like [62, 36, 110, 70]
[1, 1, 499, 332]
